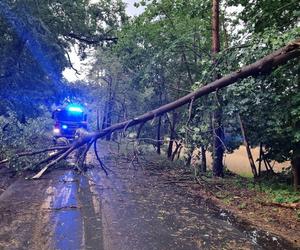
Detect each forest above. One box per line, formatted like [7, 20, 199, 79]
[0, 0, 299, 249]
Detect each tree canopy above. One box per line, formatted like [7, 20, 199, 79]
[0, 0, 300, 187]
[0, 0, 126, 118]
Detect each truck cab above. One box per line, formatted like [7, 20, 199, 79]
[52, 104, 87, 143]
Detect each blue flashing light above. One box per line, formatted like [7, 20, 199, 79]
[67, 105, 83, 113]
[62, 124, 68, 129]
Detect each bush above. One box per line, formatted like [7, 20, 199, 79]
[0, 110, 53, 171]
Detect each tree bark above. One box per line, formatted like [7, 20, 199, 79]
[186, 148, 194, 166]
[212, 0, 220, 54]
[105, 99, 113, 140]
[92, 39, 299, 141]
[201, 145, 207, 172]
[171, 141, 182, 161]
[211, 0, 224, 177]
[102, 77, 114, 140]
[167, 112, 177, 158]
[212, 101, 224, 177]
[292, 157, 300, 191]
[176, 146, 183, 160]
[167, 138, 174, 159]
[238, 113, 258, 177]
[258, 142, 263, 176]
[31, 39, 300, 179]
[292, 144, 300, 191]
[157, 116, 161, 154]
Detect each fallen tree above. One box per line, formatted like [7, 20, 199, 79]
[2, 39, 299, 179]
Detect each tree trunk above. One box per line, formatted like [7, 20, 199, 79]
[238, 113, 258, 177]
[157, 116, 161, 154]
[171, 141, 181, 161]
[88, 40, 299, 143]
[31, 40, 300, 179]
[186, 148, 194, 166]
[292, 137, 300, 190]
[212, 0, 220, 54]
[167, 112, 177, 159]
[176, 146, 183, 160]
[167, 133, 174, 158]
[201, 145, 207, 172]
[211, 0, 224, 177]
[258, 142, 263, 176]
[194, 150, 201, 176]
[105, 98, 113, 141]
[212, 109, 224, 177]
[292, 153, 300, 191]
[101, 103, 107, 130]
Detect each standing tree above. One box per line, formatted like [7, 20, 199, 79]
[211, 0, 224, 177]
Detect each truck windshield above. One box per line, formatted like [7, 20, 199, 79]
[54, 110, 84, 122]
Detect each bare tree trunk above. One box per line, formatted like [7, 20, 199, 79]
[194, 150, 201, 176]
[212, 103, 224, 177]
[30, 40, 300, 179]
[90, 40, 299, 143]
[96, 109, 100, 131]
[181, 50, 194, 85]
[157, 116, 161, 154]
[201, 145, 207, 172]
[101, 77, 114, 140]
[105, 86, 114, 141]
[167, 133, 174, 158]
[167, 112, 177, 159]
[258, 142, 263, 176]
[212, 0, 220, 55]
[292, 152, 300, 191]
[292, 120, 300, 190]
[101, 103, 107, 130]
[238, 113, 258, 177]
[186, 148, 194, 166]
[171, 141, 182, 161]
[211, 0, 224, 177]
[176, 146, 183, 160]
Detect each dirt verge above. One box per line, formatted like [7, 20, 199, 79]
[160, 168, 300, 248]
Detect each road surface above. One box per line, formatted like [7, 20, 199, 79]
[0, 150, 296, 250]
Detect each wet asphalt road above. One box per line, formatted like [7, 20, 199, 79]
[0, 153, 297, 250]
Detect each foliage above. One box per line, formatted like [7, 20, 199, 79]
[257, 178, 300, 204]
[0, 0, 127, 118]
[88, 0, 300, 177]
[0, 0, 299, 186]
[226, 0, 300, 33]
[0, 109, 53, 171]
[111, 0, 214, 149]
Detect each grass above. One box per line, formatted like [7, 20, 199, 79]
[256, 181, 300, 204]
[233, 172, 300, 204]
[238, 172, 254, 178]
[223, 166, 300, 205]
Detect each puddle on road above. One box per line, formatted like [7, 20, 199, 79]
[215, 209, 289, 249]
[51, 171, 83, 250]
[50, 170, 103, 250]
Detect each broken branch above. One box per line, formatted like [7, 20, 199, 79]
[22, 39, 300, 178]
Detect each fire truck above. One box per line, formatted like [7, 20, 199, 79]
[52, 104, 87, 143]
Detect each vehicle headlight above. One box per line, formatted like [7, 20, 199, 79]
[53, 128, 60, 134]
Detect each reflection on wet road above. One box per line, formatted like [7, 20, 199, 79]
[0, 154, 296, 250]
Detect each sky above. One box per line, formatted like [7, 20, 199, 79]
[124, 0, 145, 17]
[63, 0, 145, 82]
